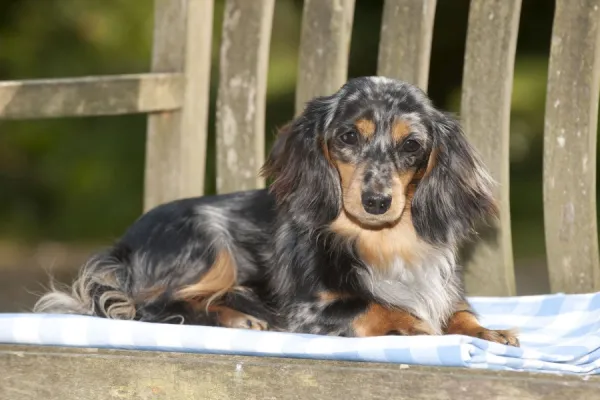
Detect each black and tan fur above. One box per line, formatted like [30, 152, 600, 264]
[34, 77, 519, 345]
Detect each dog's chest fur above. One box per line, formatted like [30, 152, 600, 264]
[331, 212, 460, 334]
[358, 248, 460, 335]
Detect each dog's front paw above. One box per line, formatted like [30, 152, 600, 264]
[227, 313, 269, 331]
[475, 328, 520, 347]
[212, 306, 269, 331]
[449, 325, 519, 347]
[353, 304, 436, 337]
[386, 319, 435, 336]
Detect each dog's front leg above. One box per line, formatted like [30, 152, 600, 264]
[286, 292, 435, 337]
[443, 301, 520, 347]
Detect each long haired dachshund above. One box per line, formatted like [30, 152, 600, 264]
[35, 76, 518, 346]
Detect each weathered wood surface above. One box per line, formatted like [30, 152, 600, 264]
[295, 0, 355, 114]
[543, 0, 600, 294]
[1, 345, 598, 400]
[377, 0, 437, 91]
[0, 73, 183, 120]
[215, 0, 274, 194]
[144, 0, 213, 212]
[459, 0, 521, 297]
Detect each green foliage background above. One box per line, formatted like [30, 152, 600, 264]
[0, 0, 573, 268]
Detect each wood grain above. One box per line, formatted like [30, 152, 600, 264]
[295, 0, 355, 115]
[377, 0, 437, 91]
[460, 0, 521, 296]
[0, 73, 183, 119]
[144, 0, 214, 211]
[0, 345, 598, 400]
[543, 0, 600, 293]
[215, 0, 275, 194]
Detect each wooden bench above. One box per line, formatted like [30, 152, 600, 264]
[1, 0, 600, 398]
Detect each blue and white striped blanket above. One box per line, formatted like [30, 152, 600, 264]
[1, 292, 599, 375]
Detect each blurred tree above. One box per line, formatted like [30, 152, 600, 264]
[0, 0, 153, 242]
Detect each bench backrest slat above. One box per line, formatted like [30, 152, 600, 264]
[295, 0, 355, 115]
[216, 0, 275, 194]
[460, 0, 522, 296]
[377, 0, 437, 91]
[144, 0, 214, 211]
[543, 0, 600, 293]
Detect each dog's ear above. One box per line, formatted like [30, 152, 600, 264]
[411, 111, 497, 246]
[260, 97, 341, 224]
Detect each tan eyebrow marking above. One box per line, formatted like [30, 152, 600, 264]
[355, 119, 376, 139]
[392, 120, 411, 143]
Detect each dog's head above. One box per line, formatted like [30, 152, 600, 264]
[261, 76, 496, 246]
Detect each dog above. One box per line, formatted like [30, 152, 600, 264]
[34, 76, 519, 346]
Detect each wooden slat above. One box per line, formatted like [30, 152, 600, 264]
[1, 346, 599, 400]
[0, 73, 183, 120]
[144, 0, 213, 211]
[215, 0, 275, 194]
[294, 0, 355, 115]
[543, 0, 600, 293]
[460, 0, 521, 296]
[377, 0, 437, 91]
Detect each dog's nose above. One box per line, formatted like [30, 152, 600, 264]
[361, 192, 391, 215]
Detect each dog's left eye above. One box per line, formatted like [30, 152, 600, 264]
[402, 139, 421, 152]
[340, 131, 359, 145]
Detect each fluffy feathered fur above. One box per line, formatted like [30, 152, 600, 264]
[34, 77, 518, 345]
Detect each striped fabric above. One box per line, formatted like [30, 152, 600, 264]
[1, 292, 599, 375]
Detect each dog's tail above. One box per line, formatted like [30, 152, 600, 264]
[33, 252, 136, 320]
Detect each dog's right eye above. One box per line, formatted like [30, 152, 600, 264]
[340, 131, 359, 145]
